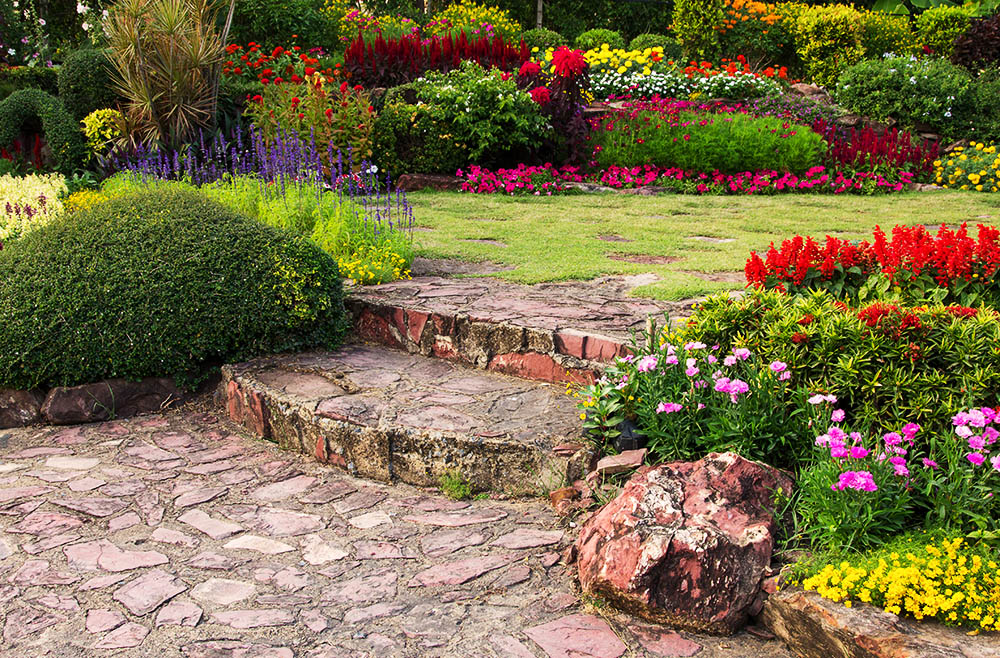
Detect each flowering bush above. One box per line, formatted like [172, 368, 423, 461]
[578, 335, 812, 467]
[424, 0, 522, 43]
[717, 0, 790, 66]
[797, 404, 918, 549]
[592, 98, 823, 174]
[458, 163, 914, 196]
[835, 55, 983, 143]
[745, 223, 1000, 308]
[588, 56, 785, 101]
[222, 42, 337, 86]
[0, 172, 66, 243]
[63, 188, 108, 214]
[517, 47, 590, 164]
[798, 534, 1000, 631]
[683, 289, 1000, 436]
[245, 76, 375, 166]
[81, 109, 124, 163]
[935, 142, 999, 192]
[812, 120, 939, 178]
[343, 32, 529, 88]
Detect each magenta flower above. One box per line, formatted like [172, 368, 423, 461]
[778, 371, 791, 381]
[992, 454, 1000, 472]
[636, 355, 658, 372]
[769, 360, 787, 373]
[723, 355, 737, 367]
[832, 471, 878, 492]
[849, 446, 869, 459]
[968, 452, 986, 466]
[732, 348, 751, 360]
[922, 458, 938, 469]
[831, 445, 848, 459]
[969, 436, 986, 451]
[831, 409, 845, 422]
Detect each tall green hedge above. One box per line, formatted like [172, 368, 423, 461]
[0, 89, 86, 174]
[0, 188, 348, 390]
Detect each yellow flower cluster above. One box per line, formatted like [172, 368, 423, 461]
[424, 0, 522, 42]
[801, 536, 1000, 631]
[338, 243, 412, 285]
[64, 189, 109, 214]
[81, 109, 123, 162]
[534, 44, 669, 77]
[0, 172, 67, 242]
[935, 143, 1000, 192]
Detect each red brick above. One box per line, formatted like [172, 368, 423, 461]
[582, 335, 625, 362]
[488, 353, 561, 383]
[431, 336, 459, 360]
[314, 436, 328, 463]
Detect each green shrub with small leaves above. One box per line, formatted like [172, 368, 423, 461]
[0, 66, 58, 101]
[574, 28, 625, 51]
[0, 89, 87, 174]
[522, 27, 566, 50]
[57, 49, 119, 120]
[628, 32, 683, 61]
[916, 4, 974, 58]
[0, 187, 348, 390]
[792, 3, 866, 87]
[673, 0, 725, 60]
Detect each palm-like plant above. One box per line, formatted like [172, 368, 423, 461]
[106, 0, 235, 149]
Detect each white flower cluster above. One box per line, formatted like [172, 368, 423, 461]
[591, 69, 781, 101]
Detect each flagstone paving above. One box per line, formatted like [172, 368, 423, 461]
[0, 403, 793, 657]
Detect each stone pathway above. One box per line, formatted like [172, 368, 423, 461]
[0, 404, 793, 657]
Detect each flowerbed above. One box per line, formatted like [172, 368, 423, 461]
[935, 142, 1000, 192]
[0, 171, 66, 243]
[745, 223, 1000, 307]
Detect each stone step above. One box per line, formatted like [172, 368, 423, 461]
[221, 344, 591, 496]
[347, 274, 684, 384]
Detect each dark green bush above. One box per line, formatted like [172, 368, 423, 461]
[522, 27, 566, 50]
[229, 0, 334, 48]
[0, 66, 59, 101]
[58, 49, 119, 120]
[682, 289, 1000, 436]
[0, 188, 348, 390]
[372, 100, 466, 176]
[574, 28, 625, 51]
[628, 33, 681, 59]
[0, 89, 86, 174]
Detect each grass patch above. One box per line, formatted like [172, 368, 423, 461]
[408, 190, 999, 300]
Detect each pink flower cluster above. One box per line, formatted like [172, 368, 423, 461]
[832, 470, 878, 492]
[457, 163, 914, 196]
[953, 408, 1000, 471]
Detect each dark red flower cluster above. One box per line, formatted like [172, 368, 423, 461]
[812, 120, 940, 175]
[343, 31, 529, 88]
[223, 42, 337, 85]
[856, 302, 923, 339]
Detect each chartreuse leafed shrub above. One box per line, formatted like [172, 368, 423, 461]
[574, 28, 625, 52]
[935, 142, 1000, 192]
[0, 188, 348, 390]
[916, 4, 974, 58]
[81, 109, 125, 163]
[835, 56, 978, 142]
[859, 9, 918, 58]
[681, 289, 1000, 436]
[0, 89, 87, 174]
[629, 33, 682, 61]
[0, 173, 67, 242]
[522, 28, 566, 50]
[57, 49, 119, 121]
[791, 3, 865, 88]
[673, 0, 726, 59]
[795, 534, 1000, 632]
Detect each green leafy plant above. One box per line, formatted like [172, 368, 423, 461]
[682, 289, 1000, 436]
[860, 8, 919, 57]
[57, 48, 119, 121]
[673, 0, 726, 60]
[0, 187, 348, 390]
[573, 28, 625, 51]
[0, 66, 58, 101]
[372, 97, 468, 176]
[522, 27, 566, 50]
[916, 4, 974, 56]
[628, 33, 682, 61]
[791, 3, 866, 87]
[439, 469, 473, 500]
[0, 89, 87, 174]
[229, 0, 335, 48]
[836, 55, 978, 141]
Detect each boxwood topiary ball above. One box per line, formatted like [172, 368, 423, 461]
[0, 187, 348, 390]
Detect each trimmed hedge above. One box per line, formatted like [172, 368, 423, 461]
[574, 28, 624, 51]
[0, 89, 87, 174]
[0, 188, 348, 390]
[57, 49, 119, 121]
[0, 66, 59, 101]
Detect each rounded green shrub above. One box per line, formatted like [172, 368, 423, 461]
[0, 188, 348, 390]
[916, 5, 974, 58]
[57, 49, 119, 121]
[522, 27, 566, 50]
[574, 28, 625, 51]
[792, 4, 866, 88]
[673, 0, 725, 60]
[372, 100, 467, 176]
[229, 0, 334, 48]
[629, 32, 668, 52]
[0, 89, 87, 174]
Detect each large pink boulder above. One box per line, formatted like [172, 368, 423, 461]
[573, 452, 792, 635]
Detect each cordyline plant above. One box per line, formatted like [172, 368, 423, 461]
[105, 0, 236, 149]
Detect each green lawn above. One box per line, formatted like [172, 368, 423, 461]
[407, 190, 1000, 300]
